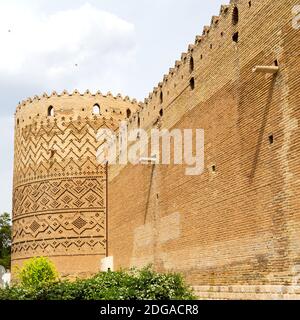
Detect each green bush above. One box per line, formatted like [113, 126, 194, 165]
[16, 257, 58, 289]
[1, 266, 196, 300]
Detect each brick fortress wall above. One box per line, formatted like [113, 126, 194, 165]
[12, 0, 300, 298]
[108, 0, 300, 299]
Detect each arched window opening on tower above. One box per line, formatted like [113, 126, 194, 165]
[190, 77, 195, 90]
[160, 91, 163, 104]
[48, 106, 54, 117]
[232, 6, 239, 25]
[126, 108, 131, 118]
[159, 109, 163, 117]
[93, 104, 100, 115]
[190, 56, 194, 73]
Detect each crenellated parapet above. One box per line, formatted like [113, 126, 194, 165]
[126, 0, 252, 132]
[15, 89, 142, 129]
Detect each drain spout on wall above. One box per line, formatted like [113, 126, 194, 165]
[252, 66, 279, 74]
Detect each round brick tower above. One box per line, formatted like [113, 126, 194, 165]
[12, 90, 140, 277]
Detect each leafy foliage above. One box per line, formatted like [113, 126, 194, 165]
[0, 265, 195, 300]
[16, 257, 58, 289]
[0, 212, 11, 270]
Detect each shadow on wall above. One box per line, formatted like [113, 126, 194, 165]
[144, 163, 156, 224]
[249, 75, 277, 183]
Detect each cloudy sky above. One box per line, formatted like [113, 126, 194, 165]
[0, 0, 224, 214]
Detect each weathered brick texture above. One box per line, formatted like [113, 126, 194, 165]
[12, 91, 140, 277]
[108, 0, 300, 299]
[12, 0, 300, 298]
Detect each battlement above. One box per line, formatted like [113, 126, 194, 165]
[125, 0, 247, 130]
[17, 89, 141, 108]
[15, 89, 142, 129]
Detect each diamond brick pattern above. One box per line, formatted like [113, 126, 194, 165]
[11, 117, 118, 263]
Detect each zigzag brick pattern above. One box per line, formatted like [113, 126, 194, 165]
[12, 93, 140, 276]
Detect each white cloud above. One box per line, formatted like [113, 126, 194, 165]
[0, 2, 137, 93]
[0, 116, 14, 213]
[0, 2, 137, 213]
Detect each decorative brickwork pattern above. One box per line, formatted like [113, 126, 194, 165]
[12, 93, 140, 275]
[12, 0, 300, 298]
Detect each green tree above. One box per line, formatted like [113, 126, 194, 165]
[0, 212, 12, 270]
